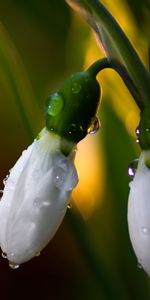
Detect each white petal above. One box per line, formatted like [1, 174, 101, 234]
[128, 150, 150, 275]
[0, 129, 78, 265]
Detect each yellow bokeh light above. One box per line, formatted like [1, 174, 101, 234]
[72, 134, 105, 219]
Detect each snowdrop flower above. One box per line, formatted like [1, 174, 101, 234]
[0, 128, 78, 268]
[0, 62, 101, 268]
[128, 150, 150, 276]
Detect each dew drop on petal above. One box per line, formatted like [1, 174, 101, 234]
[88, 116, 100, 134]
[3, 174, 9, 186]
[53, 167, 66, 189]
[1, 251, 7, 259]
[67, 203, 72, 209]
[128, 159, 139, 179]
[35, 252, 41, 257]
[53, 157, 78, 192]
[137, 263, 142, 269]
[141, 227, 149, 235]
[9, 262, 20, 270]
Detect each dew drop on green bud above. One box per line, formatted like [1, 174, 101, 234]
[47, 93, 64, 116]
[128, 159, 139, 179]
[88, 116, 100, 134]
[71, 82, 81, 94]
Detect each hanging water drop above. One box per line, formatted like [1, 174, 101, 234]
[128, 159, 139, 179]
[88, 116, 100, 134]
[9, 262, 20, 270]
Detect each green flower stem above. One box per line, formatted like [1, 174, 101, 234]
[67, 208, 126, 300]
[87, 57, 142, 110]
[66, 0, 150, 109]
[86, 0, 150, 107]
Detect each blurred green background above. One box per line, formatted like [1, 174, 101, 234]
[0, 0, 150, 299]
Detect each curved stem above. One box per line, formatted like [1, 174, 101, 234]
[87, 58, 143, 110]
[66, 0, 150, 108]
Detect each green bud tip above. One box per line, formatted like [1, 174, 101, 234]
[45, 69, 101, 143]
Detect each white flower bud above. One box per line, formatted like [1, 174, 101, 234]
[128, 150, 150, 276]
[0, 129, 78, 267]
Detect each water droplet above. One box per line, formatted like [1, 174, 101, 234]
[34, 197, 50, 209]
[136, 127, 140, 136]
[88, 116, 100, 134]
[1, 251, 7, 259]
[137, 263, 142, 269]
[9, 262, 20, 269]
[53, 156, 78, 192]
[67, 203, 72, 209]
[136, 138, 140, 143]
[72, 82, 81, 94]
[3, 175, 9, 186]
[141, 227, 149, 234]
[47, 93, 64, 116]
[35, 252, 41, 257]
[53, 166, 67, 189]
[128, 159, 139, 179]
